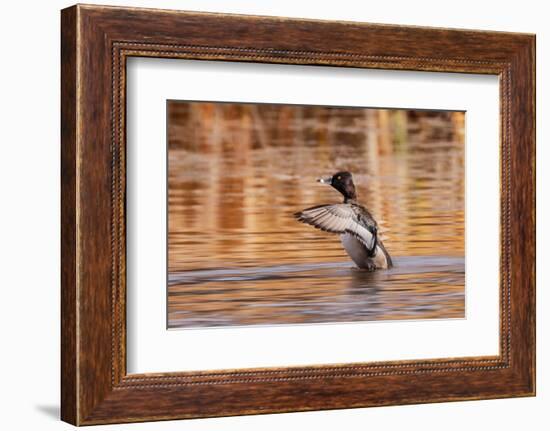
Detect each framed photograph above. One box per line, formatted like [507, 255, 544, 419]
[61, 4, 535, 425]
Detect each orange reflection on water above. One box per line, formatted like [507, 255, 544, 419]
[167, 101, 465, 329]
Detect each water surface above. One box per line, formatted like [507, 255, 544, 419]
[167, 102, 465, 329]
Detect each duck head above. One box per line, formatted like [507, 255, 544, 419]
[318, 171, 357, 202]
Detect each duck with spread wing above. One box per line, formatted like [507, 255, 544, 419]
[294, 171, 392, 271]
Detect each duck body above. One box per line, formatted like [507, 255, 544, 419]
[340, 233, 392, 270]
[294, 172, 392, 271]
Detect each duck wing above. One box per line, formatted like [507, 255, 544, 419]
[294, 204, 378, 253]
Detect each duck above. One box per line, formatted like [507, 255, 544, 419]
[294, 171, 393, 271]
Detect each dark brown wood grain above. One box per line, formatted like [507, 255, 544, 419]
[61, 4, 535, 425]
[61, 5, 78, 425]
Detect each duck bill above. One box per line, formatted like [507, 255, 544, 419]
[317, 176, 332, 185]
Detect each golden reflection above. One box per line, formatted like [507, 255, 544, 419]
[167, 101, 465, 328]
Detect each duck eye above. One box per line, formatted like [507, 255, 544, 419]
[337, 176, 341, 180]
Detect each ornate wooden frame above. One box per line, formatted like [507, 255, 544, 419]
[61, 4, 535, 425]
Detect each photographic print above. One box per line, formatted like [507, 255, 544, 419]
[167, 101, 465, 329]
